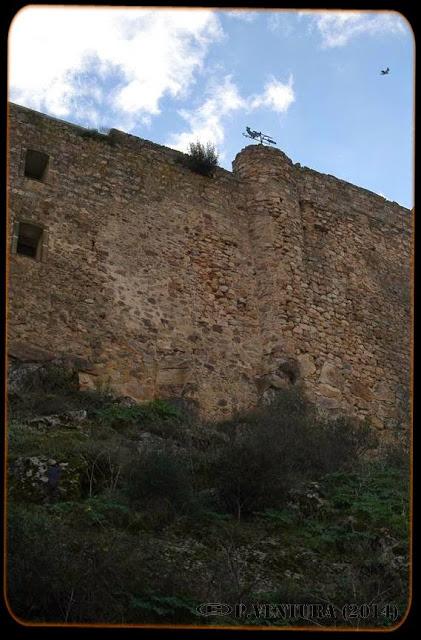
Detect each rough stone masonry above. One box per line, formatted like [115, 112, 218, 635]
[7, 102, 413, 428]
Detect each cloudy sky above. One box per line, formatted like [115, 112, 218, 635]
[9, 7, 414, 208]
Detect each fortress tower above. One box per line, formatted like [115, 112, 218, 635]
[8, 103, 412, 429]
[233, 143, 412, 428]
[233, 145, 308, 398]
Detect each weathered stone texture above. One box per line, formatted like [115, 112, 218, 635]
[8, 103, 412, 427]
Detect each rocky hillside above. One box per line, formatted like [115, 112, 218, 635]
[6, 361, 410, 628]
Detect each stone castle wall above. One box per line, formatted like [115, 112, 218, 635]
[7, 102, 412, 427]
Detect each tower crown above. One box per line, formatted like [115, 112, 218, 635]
[232, 144, 296, 187]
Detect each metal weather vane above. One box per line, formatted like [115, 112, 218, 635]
[243, 126, 277, 146]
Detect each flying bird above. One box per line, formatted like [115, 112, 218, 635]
[380, 67, 390, 75]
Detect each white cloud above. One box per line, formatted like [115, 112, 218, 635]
[299, 10, 407, 48]
[9, 7, 223, 124]
[224, 10, 258, 23]
[250, 75, 295, 113]
[166, 75, 295, 158]
[267, 12, 294, 36]
[166, 76, 246, 155]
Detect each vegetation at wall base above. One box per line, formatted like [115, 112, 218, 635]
[7, 364, 409, 627]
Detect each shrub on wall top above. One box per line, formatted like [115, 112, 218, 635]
[186, 141, 219, 177]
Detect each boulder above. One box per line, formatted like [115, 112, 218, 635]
[9, 456, 81, 502]
[288, 481, 327, 515]
[26, 410, 88, 430]
[8, 362, 43, 395]
[137, 432, 171, 454]
[114, 396, 139, 408]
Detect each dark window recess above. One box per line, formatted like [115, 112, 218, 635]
[24, 149, 49, 180]
[16, 223, 44, 259]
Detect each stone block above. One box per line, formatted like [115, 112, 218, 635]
[9, 341, 57, 362]
[157, 367, 190, 387]
[317, 395, 342, 410]
[319, 361, 344, 390]
[373, 381, 395, 402]
[118, 378, 152, 401]
[318, 383, 342, 399]
[370, 416, 384, 430]
[350, 379, 373, 401]
[297, 353, 316, 377]
[78, 372, 97, 391]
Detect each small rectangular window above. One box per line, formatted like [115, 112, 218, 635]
[24, 149, 49, 181]
[14, 222, 44, 260]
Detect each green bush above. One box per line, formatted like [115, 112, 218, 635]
[47, 493, 133, 530]
[210, 388, 379, 518]
[6, 379, 408, 626]
[77, 439, 132, 497]
[128, 592, 198, 623]
[12, 363, 79, 395]
[186, 141, 219, 177]
[124, 450, 193, 513]
[8, 361, 113, 420]
[7, 421, 86, 460]
[95, 399, 183, 427]
[7, 503, 146, 622]
[79, 128, 115, 145]
[93, 399, 184, 441]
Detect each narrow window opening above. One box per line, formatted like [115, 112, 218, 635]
[24, 150, 49, 181]
[16, 223, 44, 260]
